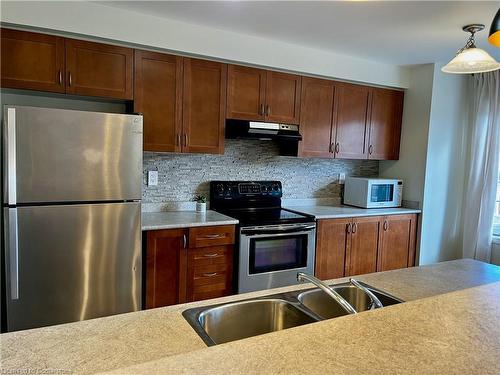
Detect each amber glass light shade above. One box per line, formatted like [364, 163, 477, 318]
[489, 8, 500, 47]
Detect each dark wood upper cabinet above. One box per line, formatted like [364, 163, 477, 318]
[1, 28, 65, 93]
[377, 214, 417, 272]
[226, 65, 301, 125]
[368, 88, 404, 160]
[298, 77, 335, 158]
[226, 65, 266, 121]
[345, 216, 381, 276]
[65, 39, 133, 100]
[134, 50, 183, 152]
[315, 218, 349, 280]
[265, 71, 301, 124]
[145, 229, 187, 309]
[333, 83, 370, 160]
[182, 58, 227, 154]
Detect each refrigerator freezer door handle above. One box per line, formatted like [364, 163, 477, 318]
[6, 208, 19, 300]
[5, 107, 17, 205]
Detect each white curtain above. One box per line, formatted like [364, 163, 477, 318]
[462, 70, 500, 262]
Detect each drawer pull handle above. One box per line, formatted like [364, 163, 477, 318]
[202, 272, 218, 277]
[201, 234, 224, 239]
[202, 253, 220, 258]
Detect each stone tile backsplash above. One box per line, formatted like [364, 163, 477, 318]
[142, 139, 378, 203]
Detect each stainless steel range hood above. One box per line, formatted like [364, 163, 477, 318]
[225, 120, 302, 141]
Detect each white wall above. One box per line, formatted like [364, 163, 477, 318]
[380, 63, 469, 266]
[379, 64, 434, 207]
[0, 1, 409, 88]
[418, 63, 468, 265]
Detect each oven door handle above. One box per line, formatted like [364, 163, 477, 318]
[241, 225, 316, 235]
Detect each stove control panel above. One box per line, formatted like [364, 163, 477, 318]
[210, 181, 282, 200]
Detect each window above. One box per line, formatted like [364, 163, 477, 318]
[494, 163, 500, 238]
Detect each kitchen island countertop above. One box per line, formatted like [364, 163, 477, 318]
[1, 259, 500, 374]
[141, 210, 238, 231]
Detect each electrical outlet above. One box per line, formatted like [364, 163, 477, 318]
[148, 170, 158, 186]
[338, 173, 346, 184]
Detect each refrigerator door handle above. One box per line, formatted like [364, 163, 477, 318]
[5, 107, 17, 205]
[6, 208, 19, 300]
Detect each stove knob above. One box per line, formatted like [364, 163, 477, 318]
[216, 183, 224, 192]
[262, 185, 268, 192]
[272, 184, 280, 192]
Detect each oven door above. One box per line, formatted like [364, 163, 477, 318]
[238, 223, 316, 293]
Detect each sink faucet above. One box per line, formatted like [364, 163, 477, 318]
[350, 278, 383, 309]
[297, 272, 357, 315]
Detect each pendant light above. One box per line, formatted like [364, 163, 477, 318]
[489, 8, 500, 47]
[442, 24, 499, 74]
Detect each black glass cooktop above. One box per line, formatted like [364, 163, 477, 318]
[216, 207, 313, 226]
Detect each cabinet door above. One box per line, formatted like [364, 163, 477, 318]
[345, 216, 381, 276]
[1, 28, 65, 93]
[265, 71, 301, 124]
[226, 65, 266, 121]
[377, 214, 417, 272]
[146, 229, 187, 309]
[333, 83, 370, 160]
[367, 88, 404, 160]
[182, 58, 227, 154]
[134, 50, 183, 152]
[315, 218, 350, 280]
[298, 77, 335, 158]
[65, 39, 133, 99]
[186, 245, 234, 302]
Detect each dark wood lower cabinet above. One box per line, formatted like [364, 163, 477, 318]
[145, 229, 187, 309]
[345, 216, 381, 276]
[315, 214, 418, 280]
[186, 245, 233, 302]
[377, 214, 418, 271]
[315, 218, 349, 280]
[145, 225, 235, 309]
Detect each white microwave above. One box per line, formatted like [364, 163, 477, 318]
[344, 177, 403, 208]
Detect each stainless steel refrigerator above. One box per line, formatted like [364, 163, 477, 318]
[3, 106, 143, 332]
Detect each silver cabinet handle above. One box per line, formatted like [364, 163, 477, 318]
[352, 222, 357, 234]
[202, 253, 220, 258]
[346, 223, 352, 234]
[183, 234, 187, 249]
[335, 143, 340, 154]
[68, 71, 72, 87]
[368, 145, 373, 155]
[383, 220, 388, 231]
[183, 134, 188, 147]
[329, 143, 334, 153]
[202, 272, 218, 277]
[6, 209, 19, 300]
[177, 134, 181, 147]
[260, 104, 265, 116]
[58, 70, 63, 85]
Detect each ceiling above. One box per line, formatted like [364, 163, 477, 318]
[100, 1, 500, 65]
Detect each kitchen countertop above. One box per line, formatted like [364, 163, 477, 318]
[141, 210, 238, 231]
[1, 259, 500, 374]
[286, 205, 421, 219]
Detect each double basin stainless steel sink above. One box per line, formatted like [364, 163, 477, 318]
[183, 281, 403, 346]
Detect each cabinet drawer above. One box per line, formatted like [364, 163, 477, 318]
[188, 225, 235, 248]
[190, 246, 230, 267]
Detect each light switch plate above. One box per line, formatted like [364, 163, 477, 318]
[148, 170, 158, 186]
[338, 173, 346, 184]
